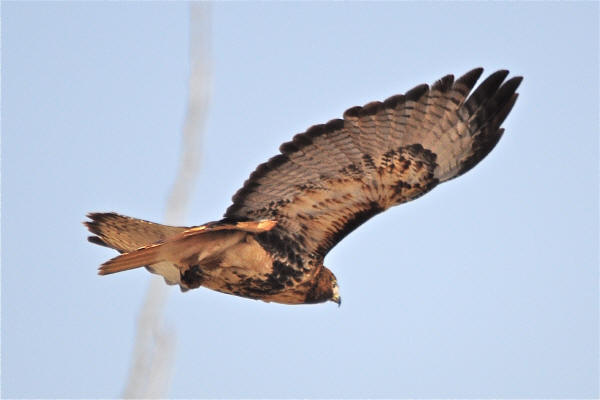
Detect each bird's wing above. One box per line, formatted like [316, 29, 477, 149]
[225, 68, 521, 258]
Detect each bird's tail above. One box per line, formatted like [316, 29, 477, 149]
[85, 212, 277, 279]
[84, 212, 187, 254]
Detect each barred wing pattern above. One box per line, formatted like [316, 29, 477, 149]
[225, 68, 521, 261]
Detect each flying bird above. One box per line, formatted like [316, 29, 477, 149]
[85, 68, 521, 305]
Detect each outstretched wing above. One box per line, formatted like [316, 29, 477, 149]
[225, 68, 522, 259]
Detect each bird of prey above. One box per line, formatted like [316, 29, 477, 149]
[85, 68, 521, 306]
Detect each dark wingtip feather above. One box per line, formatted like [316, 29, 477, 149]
[477, 69, 510, 93]
[494, 93, 519, 129]
[88, 235, 110, 248]
[85, 213, 116, 249]
[476, 76, 522, 130]
[462, 69, 510, 117]
[456, 67, 484, 89]
[84, 219, 100, 235]
[455, 72, 522, 177]
[499, 76, 523, 96]
[457, 128, 505, 177]
[84, 211, 120, 231]
[486, 69, 510, 82]
[84, 212, 118, 237]
[86, 211, 118, 222]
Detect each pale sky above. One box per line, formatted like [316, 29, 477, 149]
[2, 2, 598, 398]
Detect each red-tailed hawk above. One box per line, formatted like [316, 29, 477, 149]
[85, 68, 521, 305]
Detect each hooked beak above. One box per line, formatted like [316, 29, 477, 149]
[332, 295, 342, 307]
[331, 285, 341, 307]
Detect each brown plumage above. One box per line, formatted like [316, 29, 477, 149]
[85, 68, 522, 305]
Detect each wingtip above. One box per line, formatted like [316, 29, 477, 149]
[503, 75, 524, 92]
[456, 67, 485, 88]
[84, 217, 104, 244]
[87, 235, 110, 248]
[84, 212, 117, 235]
[486, 69, 511, 85]
[85, 211, 105, 222]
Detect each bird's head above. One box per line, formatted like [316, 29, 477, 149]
[304, 266, 341, 306]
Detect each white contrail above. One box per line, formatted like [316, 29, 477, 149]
[122, 4, 211, 398]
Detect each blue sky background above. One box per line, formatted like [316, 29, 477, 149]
[2, 2, 598, 398]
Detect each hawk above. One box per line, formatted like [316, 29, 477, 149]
[85, 68, 521, 305]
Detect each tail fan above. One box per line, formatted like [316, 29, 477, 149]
[84, 212, 187, 253]
[85, 214, 277, 276]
